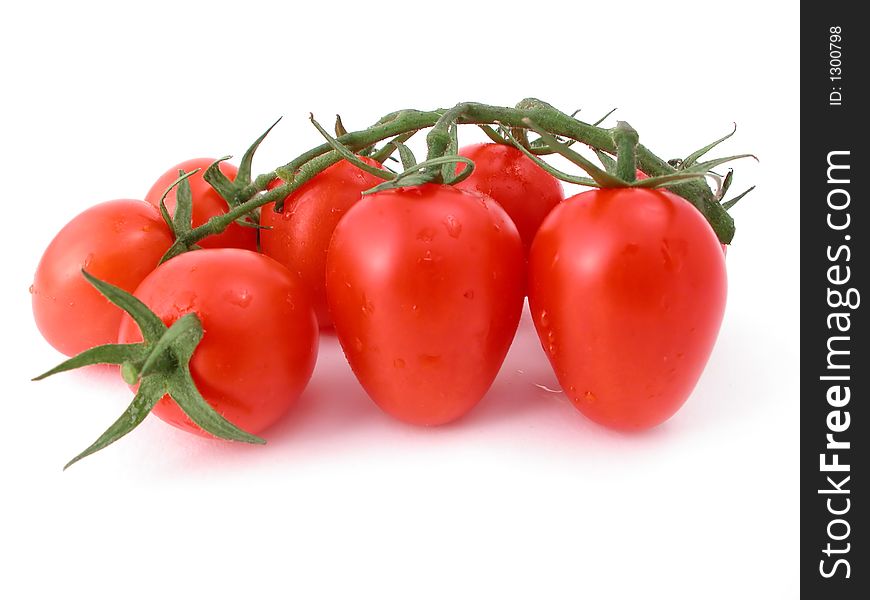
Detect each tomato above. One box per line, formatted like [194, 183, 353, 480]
[118, 249, 318, 436]
[326, 183, 525, 426]
[260, 158, 385, 327]
[32, 200, 174, 356]
[528, 187, 727, 430]
[144, 158, 256, 251]
[637, 168, 728, 254]
[454, 143, 563, 252]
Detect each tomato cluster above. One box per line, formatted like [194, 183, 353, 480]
[31, 110, 738, 465]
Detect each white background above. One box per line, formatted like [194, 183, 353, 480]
[0, 1, 798, 598]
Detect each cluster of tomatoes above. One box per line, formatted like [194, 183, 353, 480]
[32, 133, 729, 463]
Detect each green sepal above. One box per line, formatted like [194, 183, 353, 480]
[155, 169, 201, 238]
[368, 130, 419, 164]
[138, 313, 198, 378]
[363, 155, 475, 195]
[682, 153, 758, 175]
[591, 107, 618, 127]
[396, 143, 417, 171]
[501, 125, 598, 187]
[720, 169, 734, 199]
[166, 372, 265, 446]
[173, 171, 194, 237]
[309, 114, 395, 181]
[34, 272, 267, 469]
[32, 344, 145, 381]
[721, 186, 756, 211]
[629, 171, 715, 188]
[478, 124, 508, 145]
[81, 271, 165, 343]
[163, 317, 264, 445]
[522, 118, 625, 187]
[63, 376, 164, 470]
[630, 154, 757, 189]
[235, 216, 270, 230]
[440, 125, 460, 183]
[203, 156, 238, 206]
[236, 118, 282, 188]
[681, 123, 737, 169]
[593, 148, 617, 174]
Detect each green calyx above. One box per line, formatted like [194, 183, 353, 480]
[310, 106, 476, 194]
[33, 271, 264, 470]
[497, 117, 757, 242]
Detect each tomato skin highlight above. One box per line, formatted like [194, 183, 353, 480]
[144, 158, 256, 251]
[455, 143, 563, 253]
[118, 249, 318, 436]
[260, 158, 385, 328]
[32, 200, 174, 356]
[326, 184, 525, 426]
[528, 188, 727, 430]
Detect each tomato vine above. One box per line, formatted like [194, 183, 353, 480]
[160, 98, 754, 262]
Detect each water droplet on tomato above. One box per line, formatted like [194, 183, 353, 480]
[330, 207, 344, 215]
[421, 250, 433, 263]
[539, 310, 549, 326]
[227, 289, 252, 308]
[282, 209, 295, 221]
[82, 253, 95, 268]
[443, 215, 462, 238]
[361, 296, 375, 316]
[411, 304, 419, 313]
[493, 223, 501, 232]
[393, 358, 406, 369]
[583, 391, 597, 403]
[353, 337, 363, 352]
[545, 330, 557, 356]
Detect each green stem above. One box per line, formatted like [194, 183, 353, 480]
[171, 100, 734, 248]
[426, 103, 470, 161]
[612, 121, 639, 183]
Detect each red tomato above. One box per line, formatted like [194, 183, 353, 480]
[260, 158, 385, 327]
[144, 158, 256, 250]
[118, 249, 318, 436]
[636, 169, 727, 254]
[32, 200, 174, 356]
[528, 188, 727, 430]
[326, 183, 525, 425]
[455, 143, 563, 252]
